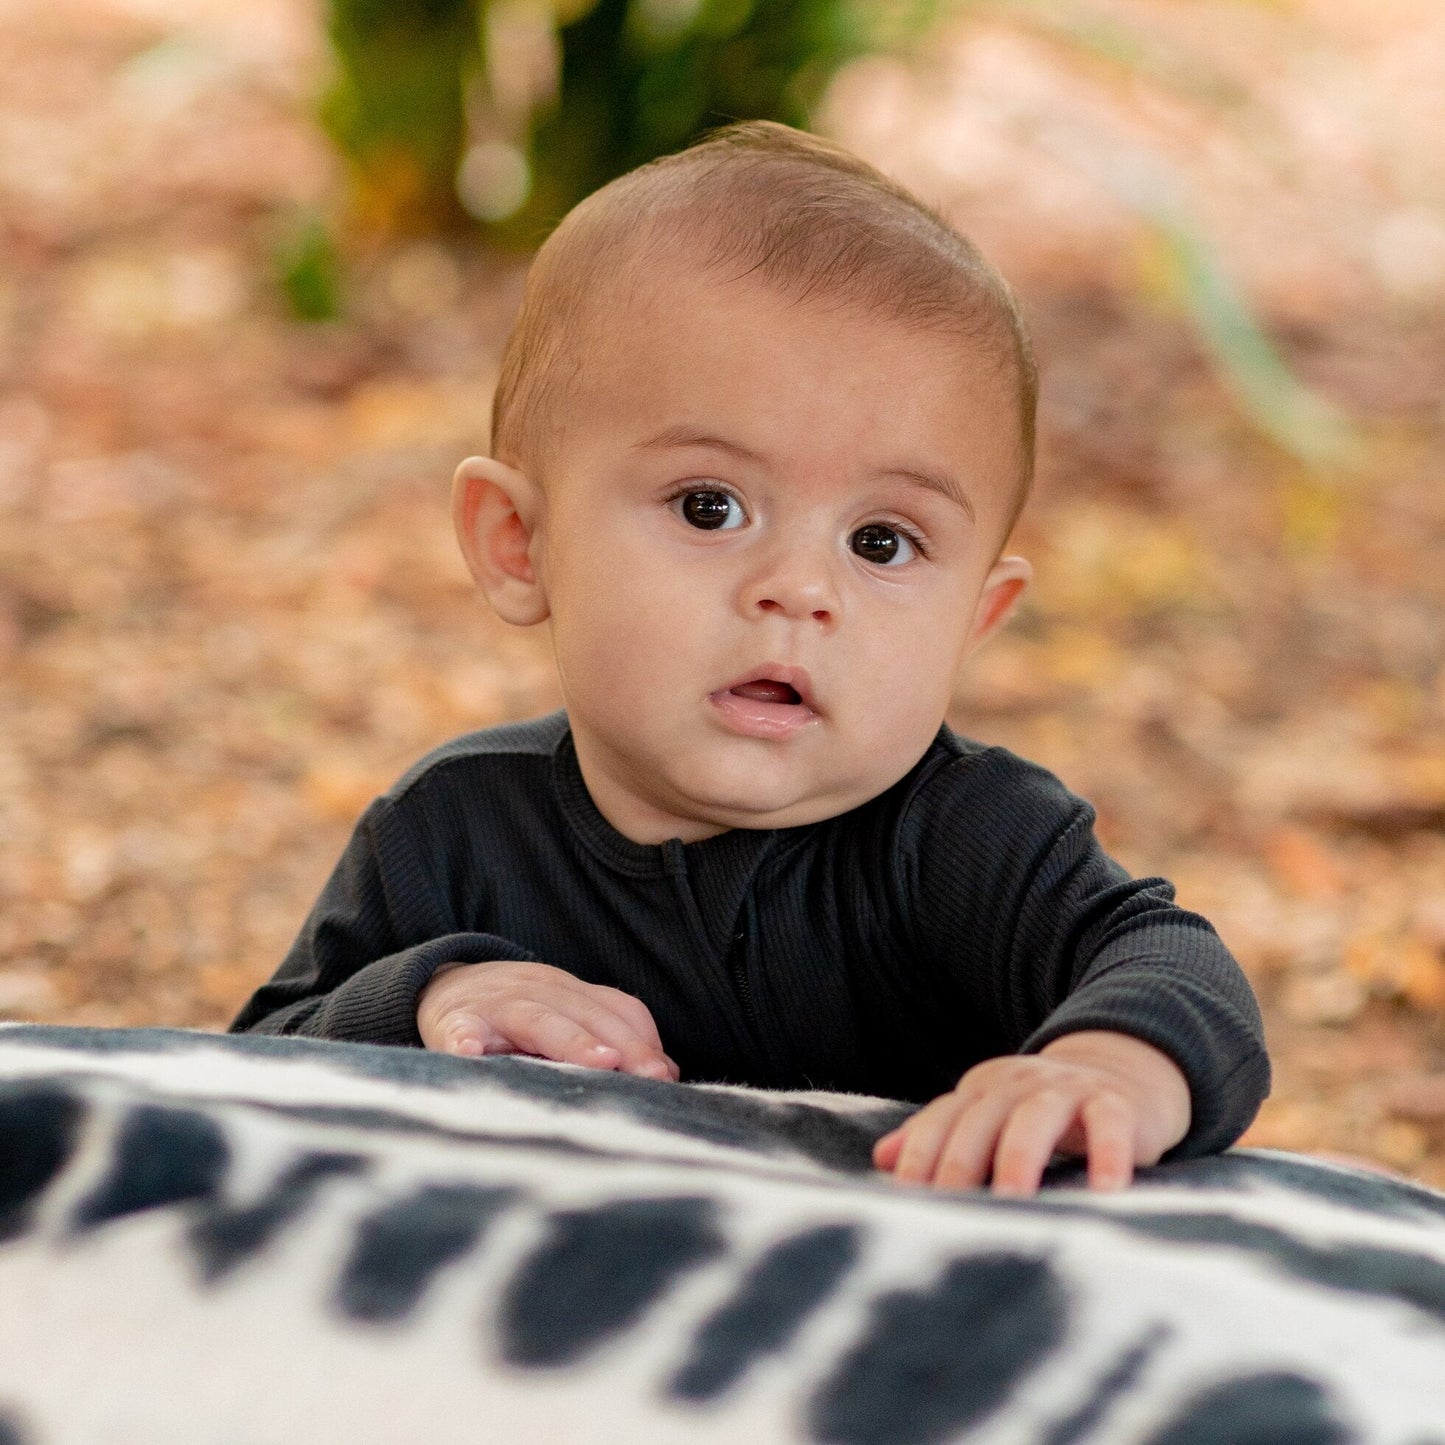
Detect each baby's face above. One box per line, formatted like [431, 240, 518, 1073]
[523, 266, 1029, 843]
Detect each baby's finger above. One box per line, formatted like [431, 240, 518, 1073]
[552, 993, 677, 1080]
[578, 988, 678, 1080]
[1080, 1092, 1137, 1191]
[931, 1104, 1021, 1192]
[989, 1089, 1083, 1196]
[892, 1094, 1011, 1188]
[871, 1124, 907, 1171]
[589, 985, 669, 1053]
[427, 1010, 511, 1058]
[487, 998, 626, 1071]
[880, 1098, 956, 1184]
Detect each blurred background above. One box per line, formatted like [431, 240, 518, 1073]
[1, 0, 1442, 1178]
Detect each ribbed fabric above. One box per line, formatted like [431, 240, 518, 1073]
[231, 711, 1270, 1156]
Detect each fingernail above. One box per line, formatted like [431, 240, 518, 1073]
[456, 1038, 483, 1057]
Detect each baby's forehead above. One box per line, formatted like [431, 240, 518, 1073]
[566, 251, 1029, 530]
[579, 246, 1008, 376]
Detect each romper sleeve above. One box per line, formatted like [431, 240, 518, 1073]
[229, 791, 541, 1045]
[904, 746, 1270, 1158]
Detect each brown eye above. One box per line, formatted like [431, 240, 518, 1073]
[676, 490, 743, 530]
[851, 524, 916, 565]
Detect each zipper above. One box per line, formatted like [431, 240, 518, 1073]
[728, 924, 758, 1030]
[662, 837, 768, 1065]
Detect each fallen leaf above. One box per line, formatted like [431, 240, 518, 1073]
[302, 762, 387, 823]
[1262, 824, 1342, 899]
[1280, 969, 1365, 1026]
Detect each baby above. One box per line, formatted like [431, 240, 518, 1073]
[232, 122, 1269, 1194]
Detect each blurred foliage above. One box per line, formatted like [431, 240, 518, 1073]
[317, 0, 1354, 467]
[321, 0, 479, 234]
[321, 0, 942, 242]
[1139, 217, 1358, 472]
[1011, 0, 1360, 471]
[275, 213, 344, 321]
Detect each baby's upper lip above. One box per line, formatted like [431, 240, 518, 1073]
[714, 664, 818, 711]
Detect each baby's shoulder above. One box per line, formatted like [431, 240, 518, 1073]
[383, 710, 569, 808]
[909, 725, 1086, 809]
[883, 726, 1096, 857]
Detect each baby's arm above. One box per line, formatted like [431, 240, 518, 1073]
[872, 1030, 1190, 1194]
[889, 746, 1269, 1191]
[231, 786, 673, 1073]
[417, 960, 679, 1081]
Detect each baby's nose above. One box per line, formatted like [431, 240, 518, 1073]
[756, 595, 832, 624]
[744, 546, 841, 625]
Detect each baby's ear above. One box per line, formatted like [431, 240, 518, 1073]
[965, 554, 1031, 654]
[452, 456, 550, 626]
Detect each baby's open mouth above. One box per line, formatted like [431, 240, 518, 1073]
[711, 667, 818, 738]
[728, 680, 803, 705]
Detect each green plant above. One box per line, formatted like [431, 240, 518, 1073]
[1148, 215, 1356, 469]
[275, 212, 344, 321]
[321, 0, 477, 234]
[320, 0, 941, 240]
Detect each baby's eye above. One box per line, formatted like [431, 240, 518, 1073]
[673, 489, 745, 531]
[850, 523, 918, 566]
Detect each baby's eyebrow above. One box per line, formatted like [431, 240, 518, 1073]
[634, 426, 766, 466]
[635, 425, 975, 522]
[884, 467, 975, 523]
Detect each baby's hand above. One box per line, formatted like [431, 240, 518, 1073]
[417, 960, 679, 1082]
[871, 1031, 1190, 1195]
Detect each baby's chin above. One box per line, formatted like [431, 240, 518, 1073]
[580, 720, 942, 841]
[669, 768, 903, 834]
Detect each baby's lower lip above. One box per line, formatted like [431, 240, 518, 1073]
[709, 687, 820, 738]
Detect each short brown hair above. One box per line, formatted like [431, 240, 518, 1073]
[491, 121, 1037, 529]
